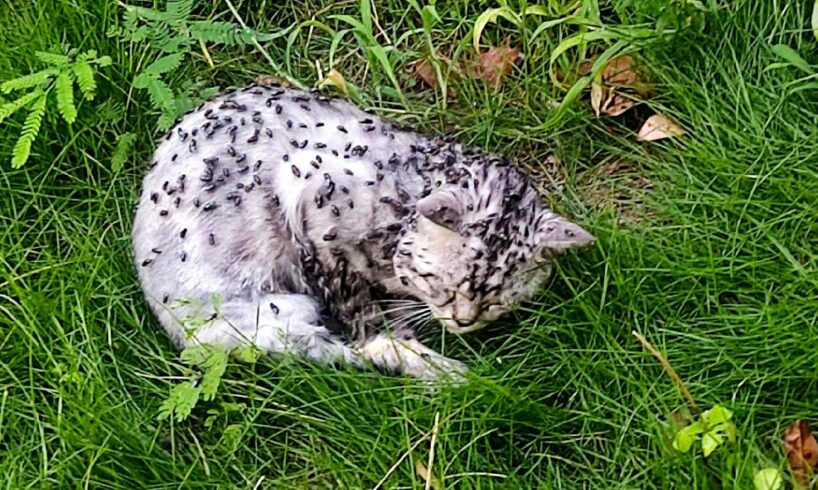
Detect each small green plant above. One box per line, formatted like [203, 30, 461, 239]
[673, 404, 737, 457]
[753, 468, 783, 490]
[0, 49, 110, 168]
[110, 132, 137, 173]
[111, 0, 277, 130]
[157, 343, 260, 423]
[158, 344, 228, 422]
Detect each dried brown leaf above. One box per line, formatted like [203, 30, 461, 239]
[784, 420, 818, 486]
[602, 55, 639, 86]
[590, 80, 604, 118]
[410, 59, 439, 88]
[600, 93, 636, 117]
[637, 113, 684, 141]
[318, 69, 348, 97]
[470, 46, 520, 87]
[581, 55, 647, 117]
[578, 60, 593, 77]
[414, 460, 443, 490]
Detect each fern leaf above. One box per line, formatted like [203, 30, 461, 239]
[143, 75, 177, 113]
[111, 132, 137, 173]
[35, 51, 70, 67]
[166, 0, 193, 21]
[73, 61, 97, 100]
[1, 69, 58, 94]
[189, 21, 242, 45]
[140, 75, 179, 130]
[180, 345, 212, 366]
[156, 110, 177, 131]
[94, 56, 113, 68]
[131, 25, 150, 43]
[144, 53, 184, 76]
[55, 71, 77, 124]
[161, 35, 190, 53]
[200, 349, 228, 401]
[0, 90, 42, 125]
[11, 94, 47, 169]
[126, 4, 172, 22]
[157, 382, 201, 422]
[189, 21, 276, 46]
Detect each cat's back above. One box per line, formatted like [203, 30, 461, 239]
[133, 84, 419, 307]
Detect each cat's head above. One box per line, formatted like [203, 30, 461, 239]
[393, 163, 594, 334]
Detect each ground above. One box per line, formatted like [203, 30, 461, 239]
[1, 1, 818, 488]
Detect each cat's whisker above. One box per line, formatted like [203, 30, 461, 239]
[377, 307, 426, 318]
[388, 308, 428, 325]
[389, 308, 433, 331]
[375, 303, 428, 317]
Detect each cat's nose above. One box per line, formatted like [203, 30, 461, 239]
[453, 294, 481, 323]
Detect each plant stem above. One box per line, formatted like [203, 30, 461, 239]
[632, 330, 700, 414]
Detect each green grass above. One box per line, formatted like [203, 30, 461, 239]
[2, 0, 818, 488]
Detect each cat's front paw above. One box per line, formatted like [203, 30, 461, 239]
[412, 352, 469, 382]
[359, 335, 469, 382]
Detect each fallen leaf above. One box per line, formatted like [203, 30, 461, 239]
[590, 79, 604, 117]
[602, 55, 639, 86]
[600, 92, 635, 117]
[604, 55, 654, 96]
[410, 59, 439, 88]
[470, 45, 520, 87]
[582, 55, 648, 117]
[753, 468, 783, 490]
[637, 113, 684, 141]
[784, 420, 818, 486]
[414, 460, 442, 490]
[317, 69, 348, 97]
[578, 60, 593, 77]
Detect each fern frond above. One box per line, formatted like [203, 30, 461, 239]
[1, 69, 58, 94]
[190, 21, 277, 46]
[144, 53, 184, 76]
[162, 35, 190, 53]
[200, 349, 228, 401]
[111, 132, 137, 173]
[166, 0, 193, 22]
[0, 90, 42, 125]
[11, 94, 47, 169]
[123, 7, 139, 30]
[131, 25, 150, 43]
[143, 76, 177, 113]
[35, 51, 70, 66]
[73, 61, 96, 100]
[94, 56, 113, 68]
[125, 4, 172, 22]
[189, 21, 243, 46]
[55, 71, 77, 124]
[157, 110, 177, 131]
[139, 74, 179, 130]
[157, 382, 201, 422]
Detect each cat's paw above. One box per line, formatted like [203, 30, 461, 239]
[359, 335, 469, 383]
[412, 352, 469, 383]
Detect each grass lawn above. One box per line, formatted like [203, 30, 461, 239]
[2, 0, 818, 488]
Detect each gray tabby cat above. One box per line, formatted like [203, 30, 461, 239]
[132, 82, 595, 380]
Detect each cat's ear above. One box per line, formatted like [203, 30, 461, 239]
[536, 213, 595, 251]
[416, 191, 463, 232]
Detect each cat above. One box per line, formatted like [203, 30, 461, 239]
[132, 81, 595, 380]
